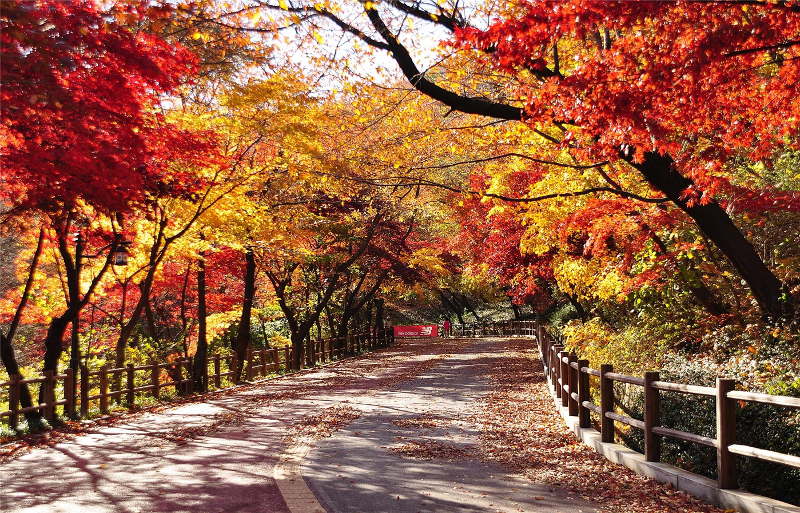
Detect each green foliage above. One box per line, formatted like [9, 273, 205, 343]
[736, 379, 800, 504]
[548, 302, 579, 331]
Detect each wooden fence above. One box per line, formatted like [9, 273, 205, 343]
[450, 320, 537, 338]
[532, 320, 800, 490]
[1, 327, 393, 429]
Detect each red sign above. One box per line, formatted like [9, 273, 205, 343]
[394, 325, 438, 337]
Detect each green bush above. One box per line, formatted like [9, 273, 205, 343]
[616, 354, 799, 505]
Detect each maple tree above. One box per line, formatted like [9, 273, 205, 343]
[267, 0, 800, 325]
[1, 0, 221, 413]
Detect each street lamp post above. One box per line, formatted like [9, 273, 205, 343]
[68, 232, 132, 418]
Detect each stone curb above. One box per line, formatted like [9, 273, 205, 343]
[274, 442, 326, 513]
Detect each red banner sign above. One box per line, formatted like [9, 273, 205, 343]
[394, 325, 438, 337]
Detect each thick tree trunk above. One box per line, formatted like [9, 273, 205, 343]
[566, 294, 588, 322]
[1, 227, 44, 423]
[42, 313, 74, 376]
[630, 151, 791, 320]
[193, 254, 208, 392]
[290, 331, 304, 371]
[235, 247, 256, 382]
[0, 333, 35, 421]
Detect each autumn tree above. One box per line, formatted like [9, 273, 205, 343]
[0, 1, 225, 416]
[252, 0, 800, 325]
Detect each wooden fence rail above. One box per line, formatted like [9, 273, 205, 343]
[1, 327, 393, 428]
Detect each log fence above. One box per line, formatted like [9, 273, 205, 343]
[450, 320, 537, 338]
[1, 327, 393, 428]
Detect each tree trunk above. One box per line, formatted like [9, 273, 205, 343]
[0, 333, 36, 422]
[440, 292, 465, 324]
[179, 264, 191, 358]
[193, 253, 208, 392]
[460, 293, 482, 322]
[375, 297, 385, 331]
[630, 151, 791, 320]
[291, 331, 304, 371]
[144, 288, 159, 343]
[235, 247, 256, 382]
[0, 227, 44, 423]
[567, 294, 588, 322]
[42, 313, 74, 378]
[365, 302, 373, 333]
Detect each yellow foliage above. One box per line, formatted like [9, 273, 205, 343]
[562, 318, 668, 373]
[552, 255, 625, 302]
[407, 248, 451, 277]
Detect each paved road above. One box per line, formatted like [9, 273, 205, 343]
[303, 339, 596, 513]
[1, 339, 595, 513]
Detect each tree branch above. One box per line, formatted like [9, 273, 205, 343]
[363, 6, 523, 121]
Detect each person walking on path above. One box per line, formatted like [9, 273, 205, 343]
[442, 319, 450, 338]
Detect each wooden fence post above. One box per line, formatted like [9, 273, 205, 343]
[644, 371, 661, 462]
[64, 368, 75, 420]
[552, 344, 562, 391]
[126, 364, 135, 408]
[230, 353, 238, 383]
[8, 374, 20, 431]
[151, 360, 160, 400]
[260, 348, 267, 377]
[544, 335, 552, 380]
[717, 378, 737, 489]
[43, 370, 54, 421]
[99, 365, 109, 414]
[80, 365, 89, 418]
[559, 351, 570, 407]
[600, 364, 614, 443]
[568, 353, 579, 416]
[214, 355, 221, 388]
[553, 346, 561, 395]
[578, 359, 591, 428]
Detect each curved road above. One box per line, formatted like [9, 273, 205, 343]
[1, 339, 594, 513]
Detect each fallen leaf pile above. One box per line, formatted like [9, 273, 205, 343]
[284, 405, 361, 443]
[388, 439, 474, 461]
[390, 415, 453, 430]
[473, 338, 725, 513]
